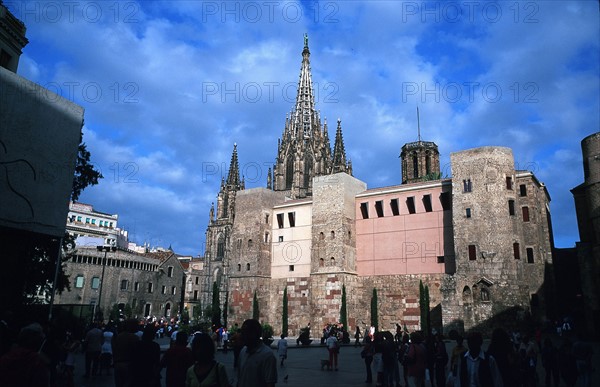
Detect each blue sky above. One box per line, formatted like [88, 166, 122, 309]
[7, 1, 599, 255]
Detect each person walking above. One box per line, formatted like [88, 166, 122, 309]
[83, 322, 103, 378]
[161, 331, 194, 387]
[131, 325, 161, 387]
[404, 331, 427, 387]
[237, 319, 277, 387]
[277, 334, 288, 368]
[186, 332, 229, 387]
[326, 330, 340, 371]
[434, 333, 448, 387]
[361, 335, 375, 383]
[354, 326, 362, 347]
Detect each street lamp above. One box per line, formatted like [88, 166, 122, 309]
[96, 244, 117, 321]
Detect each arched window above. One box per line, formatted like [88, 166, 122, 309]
[319, 232, 325, 240]
[412, 153, 419, 178]
[286, 157, 294, 189]
[304, 154, 313, 188]
[216, 235, 225, 260]
[246, 263, 251, 271]
[480, 287, 490, 302]
[331, 231, 335, 239]
[330, 257, 335, 266]
[248, 239, 253, 248]
[237, 264, 241, 271]
[462, 286, 472, 304]
[426, 153, 431, 175]
[319, 258, 324, 267]
[264, 232, 269, 243]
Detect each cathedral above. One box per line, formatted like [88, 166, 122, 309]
[200, 37, 553, 335]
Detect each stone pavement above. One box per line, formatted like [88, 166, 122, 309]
[65, 336, 599, 387]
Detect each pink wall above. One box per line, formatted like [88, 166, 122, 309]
[356, 183, 451, 276]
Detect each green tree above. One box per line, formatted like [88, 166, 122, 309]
[252, 290, 259, 320]
[370, 288, 378, 331]
[340, 284, 348, 331]
[193, 302, 202, 324]
[211, 282, 221, 326]
[282, 287, 289, 337]
[223, 291, 229, 327]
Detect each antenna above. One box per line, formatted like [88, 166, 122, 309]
[417, 106, 421, 142]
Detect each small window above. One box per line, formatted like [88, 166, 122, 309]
[75, 275, 84, 288]
[463, 179, 472, 193]
[278, 236, 284, 242]
[91, 219, 96, 225]
[513, 243, 520, 259]
[193, 290, 198, 300]
[288, 212, 296, 227]
[423, 195, 433, 212]
[120, 279, 128, 290]
[331, 231, 335, 239]
[265, 214, 269, 224]
[468, 245, 476, 261]
[172, 286, 176, 295]
[195, 277, 199, 285]
[481, 288, 490, 301]
[277, 213, 284, 228]
[508, 200, 515, 216]
[360, 202, 369, 219]
[437, 256, 445, 263]
[319, 258, 324, 267]
[522, 207, 530, 222]
[77, 216, 82, 222]
[148, 282, 153, 293]
[506, 176, 513, 190]
[264, 232, 269, 243]
[466, 208, 471, 218]
[375, 201, 384, 217]
[135, 282, 140, 291]
[526, 248, 534, 263]
[246, 263, 250, 271]
[85, 218, 90, 224]
[167, 266, 174, 277]
[330, 257, 335, 265]
[519, 184, 527, 197]
[319, 232, 325, 240]
[162, 285, 166, 294]
[440, 192, 451, 211]
[406, 197, 416, 214]
[237, 264, 241, 271]
[248, 239, 254, 248]
[289, 265, 295, 272]
[390, 199, 400, 216]
[91, 277, 100, 289]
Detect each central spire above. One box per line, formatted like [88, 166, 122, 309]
[293, 33, 317, 139]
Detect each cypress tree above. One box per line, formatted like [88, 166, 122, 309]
[340, 284, 348, 331]
[370, 288, 378, 331]
[282, 287, 289, 337]
[211, 281, 221, 326]
[252, 290, 260, 320]
[223, 291, 229, 327]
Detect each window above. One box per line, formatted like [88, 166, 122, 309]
[526, 248, 534, 263]
[481, 288, 490, 301]
[466, 208, 471, 218]
[148, 282, 153, 293]
[522, 207, 530, 222]
[167, 266, 174, 277]
[331, 231, 335, 239]
[265, 232, 269, 243]
[288, 212, 296, 227]
[99, 220, 103, 226]
[437, 256, 445, 263]
[412, 154, 419, 178]
[278, 236, 284, 242]
[193, 290, 198, 301]
[506, 176, 513, 190]
[468, 245, 476, 260]
[120, 279, 128, 290]
[135, 282, 140, 291]
[91, 277, 100, 289]
[319, 232, 324, 240]
[463, 179, 472, 193]
[440, 192, 451, 211]
[217, 236, 225, 259]
[237, 264, 241, 271]
[375, 201, 384, 217]
[406, 197, 416, 214]
[91, 219, 96, 225]
[246, 263, 251, 271]
[519, 184, 527, 196]
[162, 285, 166, 294]
[513, 243, 521, 259]
[330, 257, 335, 265]
[85, 217, 90, 223]
[508, 200, 515, 216]
[77, 216, 82, 222]
[289, 265, 295, 272]
[390, 199, 400, 216]
[423, 195, 433, 212]
[265, 214, 269, 224]
[360, 202, 369, 219]
[319, 258, 324, 267]
[172, 286, 176, 295]
[277, 213, 284, 228]
[248, 239, 254, 248]
[75, 275, 84, 288]
[462, 286, 472, 304]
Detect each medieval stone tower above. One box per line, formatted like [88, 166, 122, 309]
[272, 34, 351, 199]
[400, 111, 440, 184]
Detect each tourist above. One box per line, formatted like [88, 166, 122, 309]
[277, 334, 288, 368]
[398, 333, 411, 387]
[487, 328, 518, 386]
[161, 331, 194, 387]
[83, 322, 103, 378]
[237, 319, 277, 387]
[112, 319, 140, 387]
[404, 331, 427, 387]
[361, 335, 375, 383]
[354, 326, 362, 347]
[434, 333, 449, 387]
[458, 331, 503, 387]
[186, 333, 229, 386]
[131, 325, 161, 387]
[326, 330, 340, 371]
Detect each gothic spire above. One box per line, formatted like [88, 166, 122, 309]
[332, 118, 349, 174]
[292, 33, 317, 139]
[226, 143, 240, 187]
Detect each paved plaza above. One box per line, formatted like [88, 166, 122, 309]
[68, 336, 598, 387]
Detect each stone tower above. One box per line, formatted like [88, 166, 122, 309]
[272, 34, 351, 198]
[204, 144, 244, 308]
[400, 111, 440, 184]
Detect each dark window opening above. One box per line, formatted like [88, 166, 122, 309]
[288, 212, 296, 227]
[423, 195, 433, 212]
[508, 200, 515, 216]
[468, 245, 476, 260]
[406, 197, 416, 214]
[437, 256, 445, 263]
[375, 201, 384, 217]
[412, 154, 419, 178]
[481, 288, 490, 301]
[237, 264, 241, 271]
[522, 206, 530, 222]
[513, 243, 520, 259]
[360, 202, 369, 219]
[278, 236, 283, 242]
[466, 208, 471, 218]
[277, 213, 284, 228]
[289, 265, 294, 272]
[426, 155, 431, 175]
[246, 263, 251, 271]
[526, 248, 534, 263]
[440, 192, 451, 211]
[390, 199, 400, 216]
[463, 179, 472, 193]
[519, 184, 527, 197]
[506, 176, 513, 190]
